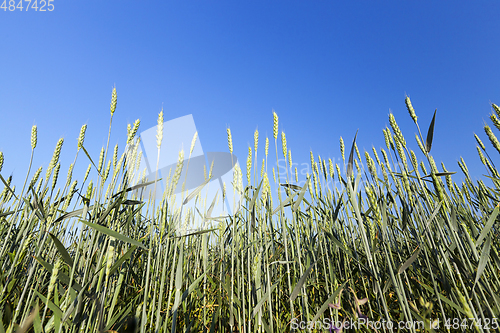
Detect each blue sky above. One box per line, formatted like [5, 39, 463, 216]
[1, 1, 500, 195]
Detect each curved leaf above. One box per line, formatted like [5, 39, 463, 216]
[346, 130, 359, 179]
[426, 109, 437, 153]
[79, 219, 148, 250]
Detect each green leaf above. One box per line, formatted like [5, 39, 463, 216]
[181, 267, 213, 304]
[323, 229, 373, 276]
[474, 234, 491, 288]
[269, 261, 295, 265]
[398, 247, 421, 274]
[35, 257, 83, 292]
[292, 177, 310, 212]
[175, 227, 218, 238]
[176, 246, 183, 290]
[48, 233, 74, 267]
[346, 130, 358, 179]
[183, 179, 210, 205]
[122, 199, 142, 205]
[31, 189, 47, 223]
[79, 144, 101, 177]
[290, 258, 318, 302]
[450, 206, 458, 232]
[421, 202, 442, 235]
[426, 109, 437, 153]
[421, 171, 457, 179]
[419, 281, 466, 315]
[103, 293, 142, 332]
[0, 210, 15, 218]
[109, 245, 138, 276]
[248, 179, 263, 212]
[33, 304, 43, 333]
[252, 279, 280, 318]
[79, 219, 147, 250]
[476, 204, 499, 246]
[35, 290, 63, 319]
[111, 179, 160, 198]
[280, 183, 302, 191]
[311, 281, 348, 322]
[97, 194, 125, 225]
[272, 191, 298, 215]
[54, 205, 93, 224]
[0, 174, 18, 201]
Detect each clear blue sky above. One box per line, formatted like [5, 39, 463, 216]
[1, 1, 500, 194]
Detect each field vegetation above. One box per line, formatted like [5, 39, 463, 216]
[1, 89, 500, 332]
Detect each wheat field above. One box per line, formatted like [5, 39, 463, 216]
[0, 89, 499, 332]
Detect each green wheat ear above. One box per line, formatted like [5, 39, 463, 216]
[47, 258, 61, 302]
[474, 133, 486, 150]
[190, 132, 198, 156]
[156, 108, 164, 149]
[383, 127, 394, 151]
[112, 144, 118, 170]
[31, 125, 37, 150]
[265, 137, 269, 158]
[372, 146, 381, 166]
[339, 137, 345, 162]
[281, 131, 287, 159]
[110, 86, 117, 115]
[97, 147, 105, 173]
[83, 163, 91, 184]
[127, 119, 140, 145]
[493, 103, 500, 118]
[389, 113, 406, 147]
[328, 158, 334, 179]
[273, 111, 278, 140]
[77, 124, 87, 150]
[415, 134, 426, 155]
[477, 146, 487, 165]
[365, 151, 376, 178]
[46, 138, 64, 181]
[51, 163, 60, 191]
[65, 163, 74, 188]
[484, 125, 500, 154]
[227, 128, 233, 154]
[354, 142, 361, 162]
[246, 147, 252, 185]
[0, 152, 4, 173]
[405, 96, 417, 123]
[254, 128, 259, 154]
[490, 113, 500, 131]
[410, 150, 419, 171]
[170, 149, 184, 195]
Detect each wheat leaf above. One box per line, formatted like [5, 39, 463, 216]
[426, 109, 437, 152]
[347, 130, 358, 179]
